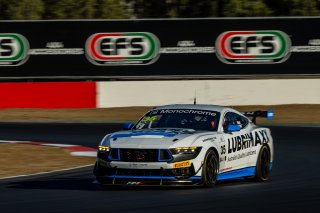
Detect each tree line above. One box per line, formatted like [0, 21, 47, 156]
[0, 0, 319, 20]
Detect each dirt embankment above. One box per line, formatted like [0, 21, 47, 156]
[0, 143, 95, 178]
[0, 104, 318, 124]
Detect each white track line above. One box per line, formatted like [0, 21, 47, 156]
[70, 151, 97, 157]
[0, 140, 97, 157]
[0, 164, 94, 180]
[42, 144, 78, 147]
[0, 140, 97, 180]
[0, 140, 30, 143]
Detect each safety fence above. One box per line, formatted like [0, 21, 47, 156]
[1, 18, 320, 81]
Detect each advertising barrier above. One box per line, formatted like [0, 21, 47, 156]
[0, 18, 320, 81]
[0, 82, 96, 108]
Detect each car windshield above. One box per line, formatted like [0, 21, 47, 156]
[133, 109, 220, 131]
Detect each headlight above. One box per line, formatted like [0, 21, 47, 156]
[98, 146, 110, 160]
[170, 147, 202, 162]
[170, 147, 201, 155]
[98, 145, 110, 152]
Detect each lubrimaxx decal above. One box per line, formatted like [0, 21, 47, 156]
[85, 32, 160, 66]
[227, 130, 270, 154]
[0, 33, 29, 66]
[216, 31, 291, 64]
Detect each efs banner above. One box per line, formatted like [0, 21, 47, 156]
[0, 18, 320, 81]
[215, 31, 291, 64]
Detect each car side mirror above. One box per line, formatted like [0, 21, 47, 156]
[123, 122, 134, 130]
[227, 124, 241, 132]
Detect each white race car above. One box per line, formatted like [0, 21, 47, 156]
[94, 104, 274, 187]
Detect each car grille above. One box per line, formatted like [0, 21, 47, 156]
[117, 169, 164, 176]
[117, 167, 195, 177]
[98, 166, 196, 179]
[120, 149, 158, 162]
[106, 148, 172, 162]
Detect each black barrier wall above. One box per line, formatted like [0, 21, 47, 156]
[0, 18, 320, 81]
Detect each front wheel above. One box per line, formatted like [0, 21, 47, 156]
[254, 145, 271, 182]
[202, 150, 219, 187]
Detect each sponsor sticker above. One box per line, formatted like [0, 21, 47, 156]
[0, 33, 29, 66]
[202, 137, 216, 142]
[159, 109, 216, 117]
[227, 150, 256, 162]
[160, 40, 215, 54]
[173, 160, 191, 168]
[128, 163, 148, 168]
[216, 30, 291, 64]
[127, 182, 145, 185]
[86, 32, 160, 65]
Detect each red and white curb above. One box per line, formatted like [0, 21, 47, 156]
[0, 140, 97, 157]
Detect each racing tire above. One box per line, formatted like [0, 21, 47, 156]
[254, 145, 271, 182]
[201, 150, 219, 188]
[93, 162, 99, 176]
[93, 161, 106, 177]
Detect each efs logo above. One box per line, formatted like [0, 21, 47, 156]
[0, 33, 29, 66]
[86, 32, 160, 65]
[216, 31, 291, 64]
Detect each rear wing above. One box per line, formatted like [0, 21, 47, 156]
[242, 110, 274, 124]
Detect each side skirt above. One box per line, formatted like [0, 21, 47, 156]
[217, 163, 273, 181]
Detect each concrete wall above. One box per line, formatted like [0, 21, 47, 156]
[0, 80, 317, 108]
[97, 79, 320, 107]
[0, 82, 96, 108]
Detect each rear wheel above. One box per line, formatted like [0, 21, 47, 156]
[202, 150, 219, 187]
[254, 145, 271, 182]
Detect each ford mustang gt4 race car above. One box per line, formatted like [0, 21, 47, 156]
[94, 104, 274, 187]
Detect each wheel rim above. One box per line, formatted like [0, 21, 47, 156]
[205, 154, 217, 184]
[260, 148, 270, 179]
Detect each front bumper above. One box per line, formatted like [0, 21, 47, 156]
[96, 176, 202, 186]
[94, 160, 202, 186]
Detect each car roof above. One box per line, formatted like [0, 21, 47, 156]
[152, 104, 232, 113]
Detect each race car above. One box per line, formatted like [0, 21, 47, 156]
[94, 104, 274, 187]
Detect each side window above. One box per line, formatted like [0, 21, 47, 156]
[238, 115, 249, 128]
[223, 112, 249, 130]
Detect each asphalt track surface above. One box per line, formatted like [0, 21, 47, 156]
[0, 123, 319, 213]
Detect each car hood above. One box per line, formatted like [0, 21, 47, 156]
[105, 129, 216, 149]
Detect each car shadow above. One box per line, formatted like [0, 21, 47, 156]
[3, 176, 257, 192]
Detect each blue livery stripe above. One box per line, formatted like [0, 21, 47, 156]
[189, 176, 202, 180]
[103, 175, 202, 180]
[217, 163, 273, 180]
[269, 162, 273, 171]
[103, 175, 177, 180]
[217, 167, 256, 181]
[111, 131, 176, 138]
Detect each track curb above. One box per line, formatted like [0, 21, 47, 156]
[0, 140, 97, 157]
[0, 164, 94, 181]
